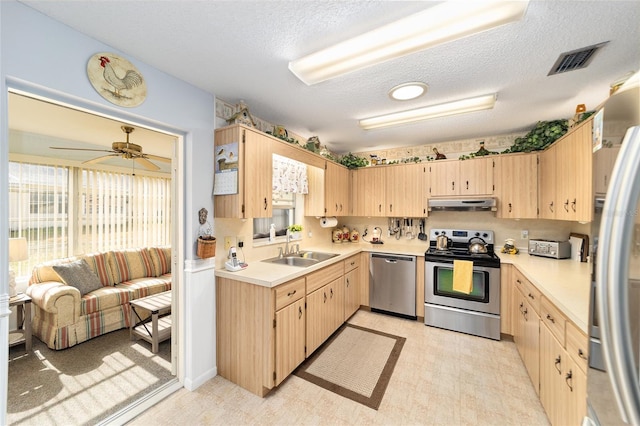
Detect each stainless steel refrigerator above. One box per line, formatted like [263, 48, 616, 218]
[585, 73, 640, 425]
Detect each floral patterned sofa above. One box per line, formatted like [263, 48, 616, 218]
[26, 247, 171, 350]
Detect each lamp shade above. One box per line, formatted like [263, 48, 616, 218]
[9, 237, 28, 262]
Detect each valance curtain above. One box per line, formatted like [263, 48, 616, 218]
[272, 154, 308, 195]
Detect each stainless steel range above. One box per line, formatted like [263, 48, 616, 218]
[424, 228, 501, 340]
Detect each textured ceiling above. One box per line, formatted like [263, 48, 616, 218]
[16, 0, 640, 154]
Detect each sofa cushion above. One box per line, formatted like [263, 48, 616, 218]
[80, 252, 113, 287]
[149, 246, 172, 276]
[107, 248, 156, 284]
[81, 286, 132, 316]
[116, 277, 171, 300]
[29, 257, 77, 284]
[53, 259, 103, 296]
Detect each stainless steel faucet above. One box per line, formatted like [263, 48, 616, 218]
[284, 229, 290, 255]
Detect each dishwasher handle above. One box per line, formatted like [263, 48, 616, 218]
[385, 259, 397, 264]
[371, 253, 416, 263]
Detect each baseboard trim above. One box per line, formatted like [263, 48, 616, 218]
[184, 367, 218, 391]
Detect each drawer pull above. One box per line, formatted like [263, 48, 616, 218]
[287, 290, 297, 297]
[546, 313, 555, 323]
[528, 293, 535, 300]
[323, 292, 327, 303]
[346, 278, 350, 287]
[350, 261, 355, 266]
[519, 302, 524, 314]
[565, 370, 573, 392]
[516, 279, 522, 285]
[555, 355, 562, 374]
[523, 308, 528, 321]
[578, 348, 588, 360]
[298, 306, 303, 319]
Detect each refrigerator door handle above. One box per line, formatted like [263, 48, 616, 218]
[597, 125, 640, 425]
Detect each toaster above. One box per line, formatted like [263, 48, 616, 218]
[528, 239, 571, 259]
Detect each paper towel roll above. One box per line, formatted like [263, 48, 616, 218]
[320, 217, 338, 228]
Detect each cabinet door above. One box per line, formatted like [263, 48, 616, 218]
[513, 290, 526, 361]
[556, 130, 576, 221]
[275, 298, 306, 385]
[429, 160, 459, 196]
[594, 145, 621, 195]
[306, 285, 329, 355]
[385, 163, 428, 217]
[344, 268, 360, 321]
[244, 128, 273, 218]
[351, 167, 386, 216]
[563, 354, 587, 426]
[328, 277, 344, 334]
[573, 120, 594, 222]
[304, 165, 325, 217]
[540, 322, 565, 425]
[459, 157, 494, 195]
[500, 264, 513, 335]
[524, 299, 540, 395]
[539, 145, 558, 220]
[325, 162, 350, 216]
[496, 154, 538, 219]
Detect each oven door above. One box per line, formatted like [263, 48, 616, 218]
[425, 260, 500, 315]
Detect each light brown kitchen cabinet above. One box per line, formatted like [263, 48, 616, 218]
[306, 277, 344, 355]
[304, 165, 325, 217]
[344, 255, 361, 321]
[214, 124, 273, 218]
[495, 153, 538, 219]
[429, 157, 494, 197]
[539, 143, 558, 220]
[594, 145, 621, 195]
[351, 166, 386, 216]
[513, 269, 540, 394]
[385, 163, 428, 217]
[324, 161, 350, 216]
[275, 297, 306, 385]
[500, 264, 514, 335]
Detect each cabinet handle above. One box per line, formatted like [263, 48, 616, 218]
[466, 180, 469, 190]
[350, 261, 355, 266]
[264, 197, 267, 210]
[508, 203, 512, 213]
[335, 203, 339, 212]
[523, 308, 528, 321]
[555, 355, 562, 374]
[549, 201, 554, 213]
[452, 181, 455, 191]
[546, 313, 555, 323]
[340, 203, 343, 212]
[516, 279, 522, 285]
[330, 288, 334, 298]
[528, 293, 535, 300]
[298, 305, 303, 319]
[571, 198, 577, 212]
[519, 302, 524, 314]
[564, 199, 569, 212]
[287, 290, 296, 297]
[565, 370, 574, 392]
[379, 204, 382, 212]
[390, 204, 393, 212]
[346, 278, 350, 287]
[323, 292, 327, 303]
[578, 348, 588, 360]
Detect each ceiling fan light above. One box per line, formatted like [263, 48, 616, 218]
[359, 93, 497, 130]
[289, 0, 529, 85]
[389, 82, 428, 101]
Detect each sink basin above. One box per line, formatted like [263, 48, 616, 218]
[266, 257, 319, 267]
[262, 251, 339, 267]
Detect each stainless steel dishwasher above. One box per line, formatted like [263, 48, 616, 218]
[369, 253, 417, 319]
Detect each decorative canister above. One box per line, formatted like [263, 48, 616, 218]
[342, 226, 350, 241]
[332, 229, 343, 243]
[350, 229, 360, 242]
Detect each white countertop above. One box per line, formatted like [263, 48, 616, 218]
[498, 252, 592, 333]
[215, 241, 591, 333]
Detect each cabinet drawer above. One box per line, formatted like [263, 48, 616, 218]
[513, 268, 528, 296]
[275, 278, 305, 311]
[306, 261, 344, 294]
[344, 255, 360, 273]
[566, 321, 589, 373]
[541, 297, 566, 346]
[523, 279, 542, 315]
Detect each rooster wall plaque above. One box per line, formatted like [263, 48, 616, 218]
[87, 52, 147, 107]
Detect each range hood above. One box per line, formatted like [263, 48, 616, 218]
[428, 198, 497, 212]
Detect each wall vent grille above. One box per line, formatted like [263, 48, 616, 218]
[548, 42, 608, 76]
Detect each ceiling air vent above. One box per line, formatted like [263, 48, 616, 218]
[548, 42, 609, 76]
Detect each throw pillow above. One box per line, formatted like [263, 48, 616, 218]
[53, 259, 103, 296]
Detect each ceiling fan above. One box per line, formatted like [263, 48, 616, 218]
[50, 125, 171, 171]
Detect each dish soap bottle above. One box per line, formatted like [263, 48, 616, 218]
[269, 224, 276, 242]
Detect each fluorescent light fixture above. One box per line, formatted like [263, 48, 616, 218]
[389, 82, 428, 101]
[359, 94, 497, 130]
[289, 0, 529, 85]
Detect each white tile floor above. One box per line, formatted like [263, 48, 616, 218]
[131, 310, 550, 425]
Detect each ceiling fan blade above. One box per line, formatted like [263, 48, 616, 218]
[145, 154, 172, 163]
[50, 146, 115, 153]
[134, 157, 161, 171]
[83, 154, 119, 165]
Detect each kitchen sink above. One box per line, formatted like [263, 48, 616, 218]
[262, 251, 339, 267]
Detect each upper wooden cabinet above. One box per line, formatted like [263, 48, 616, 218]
[351, 163, 428, 217]
[214, 125, 273, 218]
[495, 153, 538, 219]
[324, 161, 350, 216]
[539, 117, 594, 223]
[428, 157, 494, 197]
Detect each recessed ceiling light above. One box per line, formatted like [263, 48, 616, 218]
[389, 82, 428, 101]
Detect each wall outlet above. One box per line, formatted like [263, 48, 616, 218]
[237, 236, 244, 248]
[521, 230, 529, 239]
[224, 236, 233, 251]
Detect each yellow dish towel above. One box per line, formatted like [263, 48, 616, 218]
[452, 260, 474, 294]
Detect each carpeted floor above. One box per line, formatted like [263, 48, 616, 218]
[7, 329, 173, 426]
[295, 323, 405, 410]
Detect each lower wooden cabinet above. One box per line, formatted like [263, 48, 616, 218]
[275, 297, 306, 385]
[513, 279, 540, 394]
[306, 277, 344, 355]
[344, 267, 360, 321]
